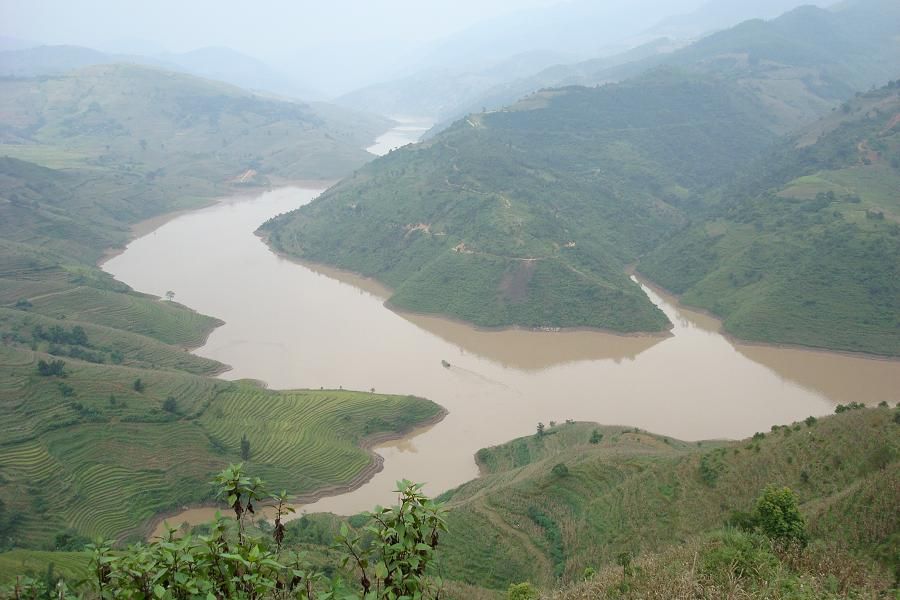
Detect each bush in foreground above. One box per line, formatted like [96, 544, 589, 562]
[4, 465, 446, 599]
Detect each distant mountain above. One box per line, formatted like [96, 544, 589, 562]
[0, 44, 118, 77]
[414, 0, 702, 72]
[0, 44, 321, 101]
[160, 46, 322, 100]
[0, 35, 38, 51]
[423, 37, 685, 137]
[644, 0, 830, 39]
[335, 50, 569, 120]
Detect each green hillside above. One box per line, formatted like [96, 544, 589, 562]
[0, 342, 442, 546]
[262, 70, 777, 332]
[640, 83, 900, 356]
[263, 7, 900, 353]
[0, 64, 447, 552]
[433, 407, 898, 591]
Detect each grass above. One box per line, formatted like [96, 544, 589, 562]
[0, 550, 91, 586]
[427, 408, 899, 589]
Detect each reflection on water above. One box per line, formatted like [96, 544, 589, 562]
[104, 127, 899, 535]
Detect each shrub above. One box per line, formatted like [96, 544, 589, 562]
[551, 463, 569, 477]
[754, 485, 807, 547]
[508, 582, 538, 600]
[162, 396, 178, 413]
[4, 466, 447, 599]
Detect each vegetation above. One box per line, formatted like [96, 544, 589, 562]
[419, 410, 898, 590]
[263, 69, 779, 333]
[2, 466, 448, 599]
[1, 409, 896, 598]
[263, 8, 900, 353]
[0, 345, 442, 547]
[640, 84, 900, 355]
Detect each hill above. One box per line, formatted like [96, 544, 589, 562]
[427, 0, 900, 137]
[0, 44, 322, 100]
[261, 69, 783, 332]
[4, 407, 894, 598]
[639, 83, 900, 356]
[0, 63, 388, 183]
[429, 408, 898, 589]
[0, 63, 444, 551]
[262, 3, 900, 353]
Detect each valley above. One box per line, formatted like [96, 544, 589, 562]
[1, 1, 899, 597]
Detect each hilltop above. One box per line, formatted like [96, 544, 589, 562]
[427, 0, 900, 136]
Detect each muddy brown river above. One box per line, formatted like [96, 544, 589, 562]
[102, 126, 900, 534]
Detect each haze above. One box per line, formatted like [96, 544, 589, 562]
[1, 0, 824, 95]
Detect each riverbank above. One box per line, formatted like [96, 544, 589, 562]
[634, 269, 900, 363]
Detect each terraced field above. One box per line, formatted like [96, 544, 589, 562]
[0, 371, 443, 546]
[24, 286, 222, 348]
[431, 409, 900, 588]
[0, 550, 91, 585]
[201, 387, 443, 494]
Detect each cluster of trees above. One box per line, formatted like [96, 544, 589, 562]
[36, 359, 66, 377]
[32, 325, 89, 347]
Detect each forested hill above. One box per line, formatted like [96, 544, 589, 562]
[262, 70, 777, 333]
[261, 1, 900, 354]
[426, 0, 900, 137]
[640, 83, 900, 356]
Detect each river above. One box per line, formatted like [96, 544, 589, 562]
[102, 123, 900, 532]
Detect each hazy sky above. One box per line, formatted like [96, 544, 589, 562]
[0, 0, 818, 95]
[1, 0, 561, 55]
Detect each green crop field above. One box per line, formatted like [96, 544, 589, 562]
[0, 359, 442, 545]
[0, 550, 91, 586]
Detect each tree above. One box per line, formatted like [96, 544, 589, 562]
[70, 326, 88, 346]
[240, 434, 251, 461]
[162, 396, 177, 413]
[754, 485, 807, 547]
[165, 290, 175, 301]
[133, 378, 144, 392]
[37, 359, 66, 377]
[536, 422, 545, 437]
[590, 429, 603, 444]
[551, 463, 569, 477]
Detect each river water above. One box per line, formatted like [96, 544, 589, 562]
[103, 125, 900, 531]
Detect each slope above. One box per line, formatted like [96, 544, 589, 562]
[639, 82, 900, 355]
[434, 407, 898, 590]
[262, 69, 779, 332]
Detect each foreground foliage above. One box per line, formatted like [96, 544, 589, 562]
[3, 466, 447, 599]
